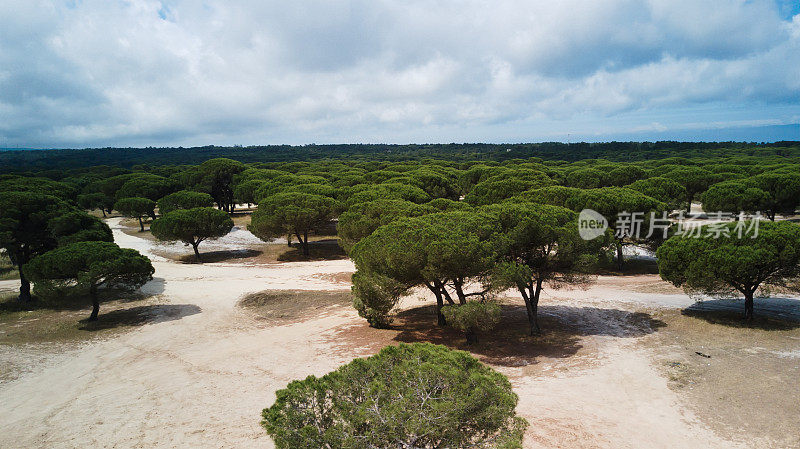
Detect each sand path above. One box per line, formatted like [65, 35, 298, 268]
[0, 219, 743, 448]
[0, 219, 356, 448]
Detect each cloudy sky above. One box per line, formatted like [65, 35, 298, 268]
[1, 0, 799, 148]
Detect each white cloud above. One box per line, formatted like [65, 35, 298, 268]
[0, 0, 798, 147]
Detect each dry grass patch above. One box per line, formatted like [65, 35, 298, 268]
[0, 292, 197, 346]
[238, 289, 352, 324]
[119, 217, 158, 240]
[648, 303, 800, 447]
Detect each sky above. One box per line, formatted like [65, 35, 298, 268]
[1, 0, 799, 149]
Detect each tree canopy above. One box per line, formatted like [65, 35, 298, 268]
[0, 176, 77, 201]
[197, 158, 246, 212]
[262, 343, 527, 449]
[114, 197, 156, 231]
[464, 172, 553, 205]
[700, 181, 770, 217]
[351, 211, 497, 333]
[115, 174, 179, 201]
[25, 241, 154, 320]
[485, 202, 601, 334]
[249, 192, 336, 256]
[626, 177, 688, 209]
[565, 187, 668, 269]
[47, 211, 114, 246]
[657, 221, 800, 320]
[0, 192, 76, 301]
[337, 199, 434, 253]
[157, 190, 215, 215]
[746, 173, 800, 220]
[150, 207, 233, 261]
[661, 166, 716, 209]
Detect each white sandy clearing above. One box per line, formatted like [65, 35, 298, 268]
[0, 218, 743, 448]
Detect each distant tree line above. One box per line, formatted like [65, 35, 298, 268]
[1, 141, 798, 173]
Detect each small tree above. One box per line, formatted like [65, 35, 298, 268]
[350, 271, 407, 328]
[198, 158, 246, 213]
[156, 190, 214, 215]
[662, 166, 715, 211]
[77, 192, 112, 217]
[24, 241, 154, 321]
[565, 187, 667, 270]
[262, 343, 527, 448]
[486, 202, 602, 335]
[746, 173, 800, 220]
[0, 192, 71, 301]
[351, 212, 497, 329]
[114, 197, 156, 231]
[700, 181, 770, 216]
[657, 221, 800, 320]
[150, 207, 233, 261]
[232, 179, 266, 206]
[115, 174, 179, 202]
[441, 301, 501, 344]
[249, 192, 335, 257]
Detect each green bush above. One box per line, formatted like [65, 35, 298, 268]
[441, 301, 501, 344]
[262, 343, 527, 449]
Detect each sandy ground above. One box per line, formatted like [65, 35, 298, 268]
[0, 218, 797, 448]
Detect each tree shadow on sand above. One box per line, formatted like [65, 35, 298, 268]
[388, 303, 666, 367]
[0, 278, 168, 313]
[682, 298, 800, 331]
[277, 239, 347, 262]
[79, 304, 202, 331]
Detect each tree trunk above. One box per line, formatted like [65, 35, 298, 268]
[529, 279, 543, 335]
[192, 242, 202, 262]
[427, 281, 448, 326]
[616, 240, 624, 271]
[138, 216, 144, 232]
[435, 292, 446, 326]
[465, 328, 478, 344]
[88, 286, 99, 321]
[440, 286, 456, 305]
[17, 266, 32, 303]
[287, 233, 292, 247]
[517, 284, 537, 335]
[101, 208, 107, 218]
[453, 279, 467, 305]
[744, 292, 754, 321]
[302, 230, 309, 257]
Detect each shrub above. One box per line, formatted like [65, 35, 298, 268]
[262, 343, 527, 449]
[441, 301, 501, 343]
